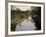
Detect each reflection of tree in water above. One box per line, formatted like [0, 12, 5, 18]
[11, 7, 41, 31]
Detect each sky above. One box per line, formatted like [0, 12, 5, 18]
[11, 5, 32, 11]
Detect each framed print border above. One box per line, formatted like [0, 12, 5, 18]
[5, 1, 45, 36]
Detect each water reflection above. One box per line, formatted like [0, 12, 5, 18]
[16, 16, 36, 31]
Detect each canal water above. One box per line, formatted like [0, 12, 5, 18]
[15, 17, 36, 31]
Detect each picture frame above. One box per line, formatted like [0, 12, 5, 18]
[8, 1, 45, 35]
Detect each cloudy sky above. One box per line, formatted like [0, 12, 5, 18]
[11, 5, 32, 11]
